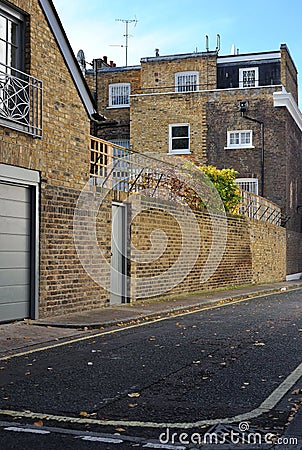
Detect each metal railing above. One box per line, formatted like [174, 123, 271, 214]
[90, 136, 283, 225]
[240, 190, 282, 225]
[0, 63, 43, 137]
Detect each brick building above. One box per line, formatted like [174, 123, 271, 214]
[86, 60, 140, 146]
[0, 0, 111, 322]
[90, 45, 302, 276]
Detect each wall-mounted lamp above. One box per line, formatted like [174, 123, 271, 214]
[239, 101, 248, 114]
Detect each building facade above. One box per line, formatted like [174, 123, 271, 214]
[0, 0, 111, 322]
[90, 45, 302, 275]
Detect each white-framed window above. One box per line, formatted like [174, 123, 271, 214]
[225, 130, 254, 149]
[175, 71, 199, 92]
[169, 123, 190, 154]
[236, 178, 258, 195]
[0, 4, 24, 71]
[239, 67, 259, 88]
[109, 83, 130, 107]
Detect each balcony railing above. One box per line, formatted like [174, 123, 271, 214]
[90, 136, 283, 226]
[0, 63, 42, 138]
[240, 190, 282, 225]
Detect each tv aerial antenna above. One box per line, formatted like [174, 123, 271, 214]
[112, 18, 138, 66]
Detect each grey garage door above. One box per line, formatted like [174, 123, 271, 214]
[0, 182, 31, 322]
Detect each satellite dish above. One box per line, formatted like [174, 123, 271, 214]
[77, 49, 86, 73]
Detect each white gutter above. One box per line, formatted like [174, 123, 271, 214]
[39, 0, 97, 118]
[273, 90, 302, 132]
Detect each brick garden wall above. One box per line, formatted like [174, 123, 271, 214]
[129, 197, 286, 300]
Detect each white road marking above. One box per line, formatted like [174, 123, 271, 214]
[1, 356, 302, 429]
[79, 435, 123, 443]
[143, 443, 186, 449]
[0, 287, 301, 429]
[4, 426, 50, 434]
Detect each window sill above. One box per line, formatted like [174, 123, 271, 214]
[107, 105, 130, 109]
[224, 146, 255, 150]
[168, 150, 191, 155]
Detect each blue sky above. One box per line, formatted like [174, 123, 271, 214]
[52, 0, 302, 104]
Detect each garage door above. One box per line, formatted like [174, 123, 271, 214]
[0, 182, 31, 322]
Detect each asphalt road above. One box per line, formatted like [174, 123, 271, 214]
[0, 288, 302, 449]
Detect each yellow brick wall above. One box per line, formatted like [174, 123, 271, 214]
[86, 67, 141, 123]
[0, 0, 111, 317]
[130, 197, 286, 300]
[280, 44, 298, 104]
[140, 53, 217, 91]
[130, 92, 208, 163]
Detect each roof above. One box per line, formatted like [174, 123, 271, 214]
[39, 0, 103, 121]
[87, 65, 141, 75]
[141, 51, 217, 63]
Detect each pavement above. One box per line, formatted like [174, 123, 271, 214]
[1, 279, 302, 445]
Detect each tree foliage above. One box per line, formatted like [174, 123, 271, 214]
[197, 165, 242, 214]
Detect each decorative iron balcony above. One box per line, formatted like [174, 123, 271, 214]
[0, 63, 42, 138]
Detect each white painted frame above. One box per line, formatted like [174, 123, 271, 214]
[239, 67, 259, 88]
[175, 71, 199, 92]
[0, 164, 40, 319]
[109, 83, 131, 108]
[236, 178, 259, 195]
[168, 123, 190, 154]
[225, 130, 254, 149]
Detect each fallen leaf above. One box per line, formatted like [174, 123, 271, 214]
[128, 403, 138, 408]
[128, 393, 140, 398]
[79, 411, 89, 417]
[33, 420, 43, 427]
[115, 428, 126, 433]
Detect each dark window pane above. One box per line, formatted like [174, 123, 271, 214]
[10, 21, 18, 45]
[172, 138, 189, 150]
[172, 126, 188, 138]
[7, 44, 17, 68]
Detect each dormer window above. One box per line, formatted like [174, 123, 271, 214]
[175, 71, 199, 92]
[239, 67, 259, 88]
